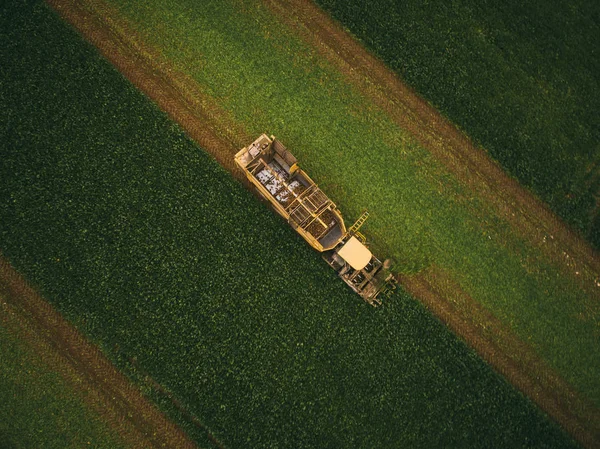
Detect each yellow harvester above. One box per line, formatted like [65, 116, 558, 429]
[235, 134, 396, 306]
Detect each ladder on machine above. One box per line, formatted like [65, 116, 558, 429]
[349, 211, 369, 243]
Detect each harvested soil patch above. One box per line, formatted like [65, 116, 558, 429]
[0, 256, 201, 449]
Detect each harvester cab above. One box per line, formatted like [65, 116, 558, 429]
[323, 212, 397, 306]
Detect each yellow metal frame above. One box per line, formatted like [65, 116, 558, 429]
[235, 144, 346, 252]
[349, 211, 369, 234]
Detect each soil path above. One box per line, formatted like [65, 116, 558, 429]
[400, 269, 600, 448]
[44, 0, 600, 447]
[262, 1, 600, 444]
[264, 0, 600, 299]
[0, 256, 202, 449]
[47, 0, 252, 181]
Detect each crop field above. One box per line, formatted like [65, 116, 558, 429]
[0, 320, 125, 449]
[0, 256, 201, 449]
[0, 1, 583, 448]
[315, 0, 600, 247]
[96, 0, 600, 409]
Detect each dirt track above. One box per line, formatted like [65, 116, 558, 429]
[0, 257, 201, 449]
[47, 0, 251, 178]
[400, 269, 600, 448]
[264, 0, 600, 298]
[43, 0, 600, 447]
[265, 1, 600, 445]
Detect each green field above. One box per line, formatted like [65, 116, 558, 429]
[0, 1, 581, 448]
[316, 0, 600, 247]
[101, 0, 599, 405]
[0, 324, 126, 449]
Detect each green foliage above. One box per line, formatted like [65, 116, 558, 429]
[102, 0, 599, 405]
[0, 326, 126, 449]
[0, 1, 581, 448]
[315, 0, 600, 246]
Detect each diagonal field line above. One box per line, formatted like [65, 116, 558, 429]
[400, 267, 600, 449]
[0, 255, 203, 449]
[262, 0, 600, 445]
[263, 0, 600, 293]
[44, 0, 599, 447]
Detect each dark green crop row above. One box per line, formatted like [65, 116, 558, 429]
[0, 2, 580, 448]
[315, 0, 600, 247]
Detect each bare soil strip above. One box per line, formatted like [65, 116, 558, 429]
[46, 0, 252, 180]
[0, 256, 201, 449]
[264, 0, 600, 299]
[130, 359, 227, 449]
[43, 0, 599, 447]
[400, 268, 600, 448]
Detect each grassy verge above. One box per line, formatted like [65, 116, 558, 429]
[0, 324, 126, 449]
[0, 1, 580, 448]
[314, 0, 600, 247]
[100, 0, 599, 405]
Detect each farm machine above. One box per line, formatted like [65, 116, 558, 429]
[235, 134, 397, 306]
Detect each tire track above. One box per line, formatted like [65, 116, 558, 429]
[46, 0, 252, 180]
[400, 268, 600, 449]
[0, 256, 201, 449]
[261, 2, 600, 446]
[263, 0, 600, 298]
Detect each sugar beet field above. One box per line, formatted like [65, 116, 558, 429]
[1, 0, 598, 448]
[93, 0, 599, 412]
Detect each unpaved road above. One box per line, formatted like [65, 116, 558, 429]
[42, 0, 600, 447]
[263, 1, 600, 445]
[47, 0, 251, 177]
[0, 257, 201, 449]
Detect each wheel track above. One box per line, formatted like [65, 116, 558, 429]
[0, 256, 202, 449]
[400, 268, 600, 448]
[261, 1, 600, 445]
[264, 0, 600, 297]
[47, 0, 252, 180]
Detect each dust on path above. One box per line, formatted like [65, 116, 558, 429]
[43, 0, 599, 447]
[0, 256, 202, 449]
